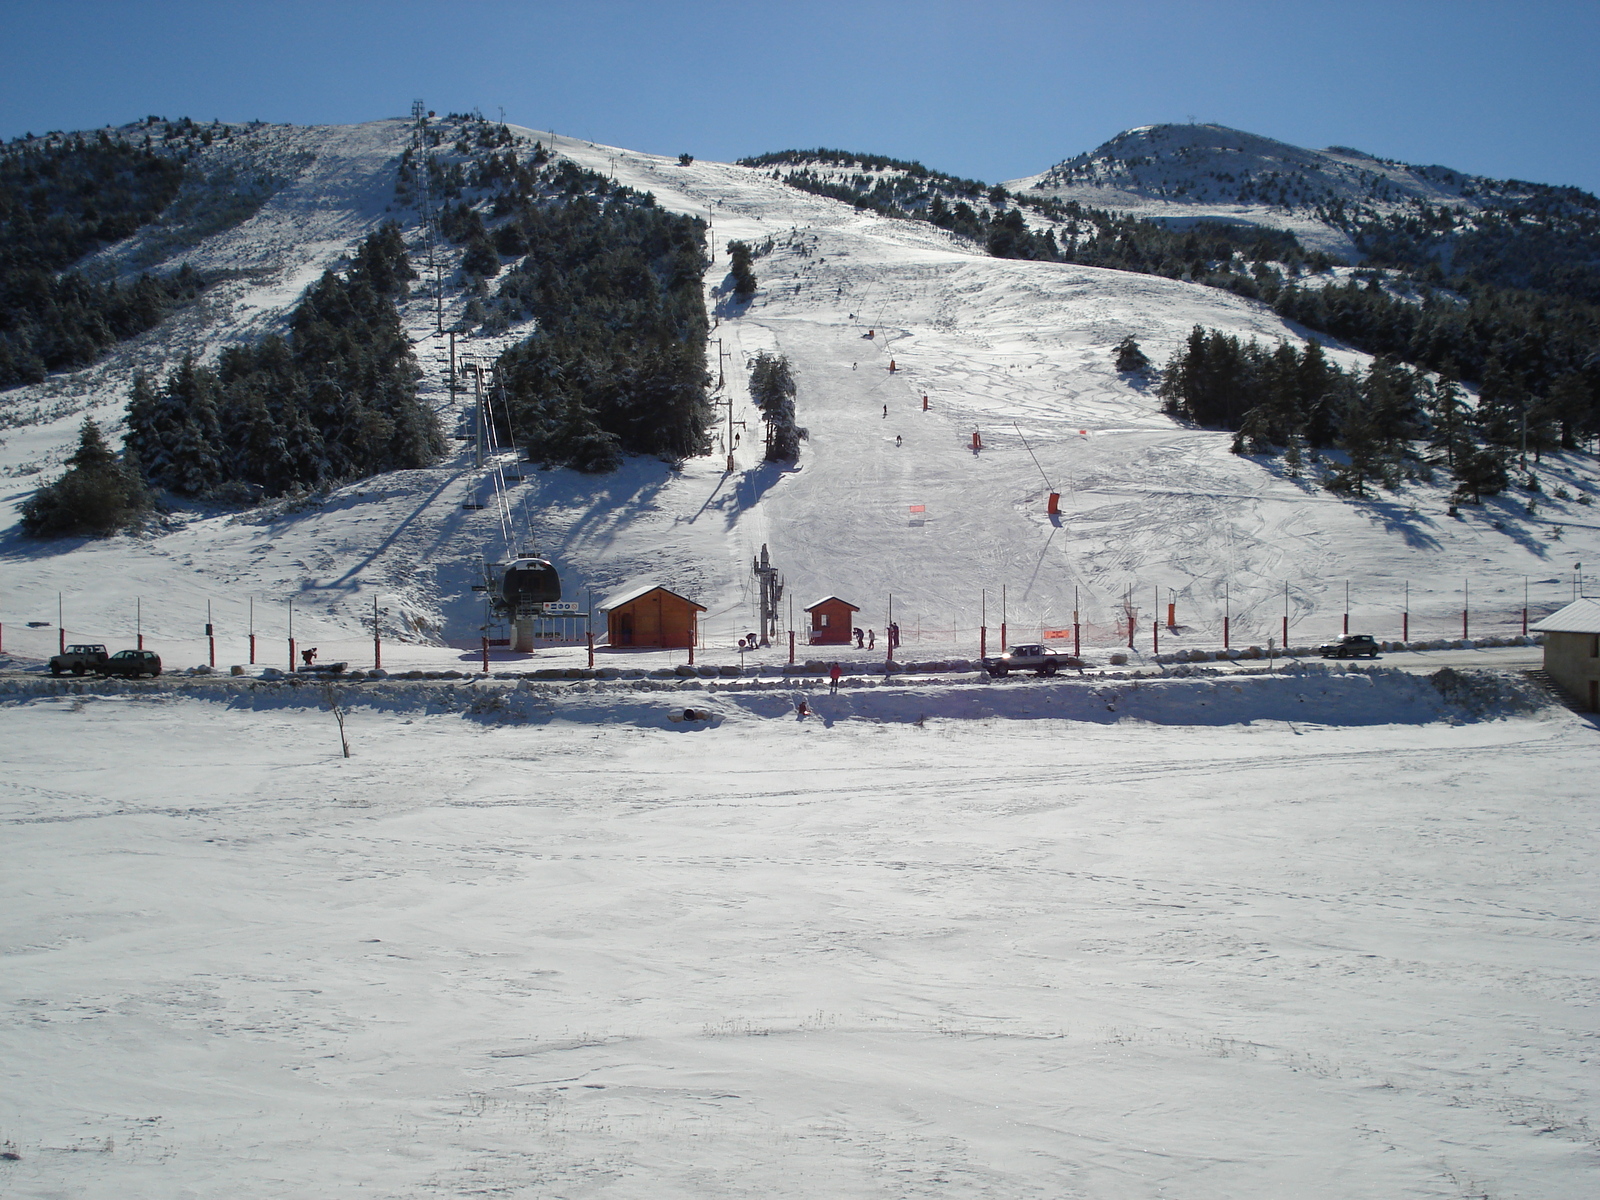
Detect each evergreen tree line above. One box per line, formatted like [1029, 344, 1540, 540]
[1269, 279, 1599, 447]
[123, 222, 445, 500]
[1338, 185, 1600, 304]
[419, 153, 711, 472]
[1, 130, 201, 388]
[1158, 327, 1513, 501]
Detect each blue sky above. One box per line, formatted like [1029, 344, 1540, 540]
[6, 0, 1598, 193]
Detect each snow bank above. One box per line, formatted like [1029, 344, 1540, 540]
[0, 664, 1552, 729]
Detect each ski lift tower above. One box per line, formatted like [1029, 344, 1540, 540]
[752, 543, 783, 646]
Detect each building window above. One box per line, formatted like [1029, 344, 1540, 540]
[819, 613, 829, 626]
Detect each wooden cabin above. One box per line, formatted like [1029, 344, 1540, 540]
[1531, 597, 1600, 711]
[602, 584, 705, 649]
[805, 596, 860, 645]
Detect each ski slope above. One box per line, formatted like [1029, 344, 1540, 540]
[2, 119, 1595, 671]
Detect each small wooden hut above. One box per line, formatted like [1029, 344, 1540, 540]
[804, 596, 859, 645]
[602, 584, 705, 649]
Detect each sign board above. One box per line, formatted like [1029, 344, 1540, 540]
[543, 602, 581, 613]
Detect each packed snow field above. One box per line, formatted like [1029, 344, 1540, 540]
[2, 676, 1597, 1199]
[3, 119, 1599, 1197]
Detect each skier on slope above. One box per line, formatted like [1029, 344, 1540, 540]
[829, 663, 842, 694]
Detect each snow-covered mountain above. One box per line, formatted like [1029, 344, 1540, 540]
[1005, 123, 1555, 258]
[1, 117, 1593, 670]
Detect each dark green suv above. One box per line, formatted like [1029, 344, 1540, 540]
[99, 649, 162, 678]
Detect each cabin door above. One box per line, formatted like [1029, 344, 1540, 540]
[617, 613, 634, 646]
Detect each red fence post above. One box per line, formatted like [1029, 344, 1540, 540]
[482, 636, 489, 673]
[248, 633, 256, 664]
[980, 626, 987, 659]
[1281, 615, 1287, 649]
[1000, 622, 1007, 652]
[1073, 621, 1080, 659]
[1224, 616, 1230, 650]
[288, 637, 296, 672]
[1153, 619, 1159, 654]
[1402, 611, 1409, 642]
[587, 631, 595, 668]
[788, 630, 795, 664]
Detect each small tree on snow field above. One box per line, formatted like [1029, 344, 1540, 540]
[21, 419, 152, 538]
[749, 351, 806, 461]
[1113, 335, 1151, 374]
[321, 684, 351, 758]
[728, 240, 756, 297]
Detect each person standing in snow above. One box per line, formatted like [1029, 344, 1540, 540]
[867, 629, 875, 650]
[882, 404, 888, 419]
[829, 663, 842, 694]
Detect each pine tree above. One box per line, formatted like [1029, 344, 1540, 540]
[1424, 375, 1471, 470]
[748, 351, 805, 460]
[1113, 335, 1150, 374]
[728, 240, 757, 297]
[20, 419, 152, 537]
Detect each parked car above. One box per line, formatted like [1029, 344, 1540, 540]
[99, 649, 162, 678]
[981, 643, 1076, 677]
[1319, 634, 1380, 659]
[49, 644, 108, 675]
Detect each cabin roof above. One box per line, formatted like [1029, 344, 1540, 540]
[600, 583, 706, 612]
[804, 595, 860, 612]
[1530, 597, 1600, 634]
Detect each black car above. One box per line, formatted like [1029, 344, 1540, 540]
[99, 648, 162, 678]
[1319, 634, 1380, 659]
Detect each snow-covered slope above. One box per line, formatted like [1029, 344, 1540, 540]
[1, 119, 1594, 670]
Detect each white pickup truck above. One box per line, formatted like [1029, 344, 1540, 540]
[980, 643, 1077, 677]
